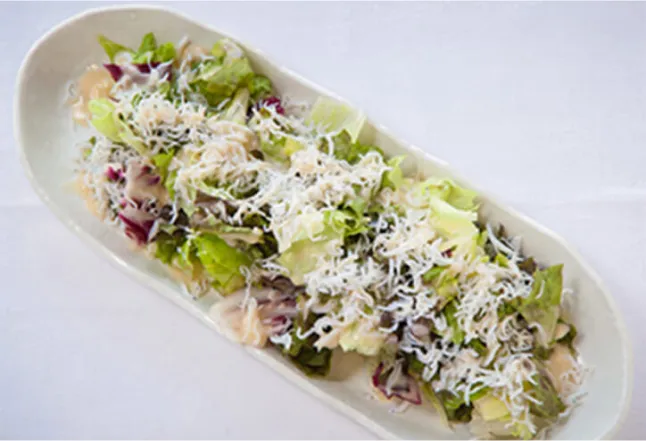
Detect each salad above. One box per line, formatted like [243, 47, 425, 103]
[72, 32, 586, 439]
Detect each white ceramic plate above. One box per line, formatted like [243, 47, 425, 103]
[14, 5, 632, 440]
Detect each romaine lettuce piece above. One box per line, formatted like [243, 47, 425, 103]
[308, 96, 366, 142]
[427, 196, 479, 252]
[193, 45, 254, 106]
[518, 265, 563, 346]
[193, 233, 252, 294]
[278, 236, 339, 285]
[88, 99, 121, 142]
[416, 177, 478, 212]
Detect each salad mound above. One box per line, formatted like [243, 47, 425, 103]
[72, 32, 586, 439]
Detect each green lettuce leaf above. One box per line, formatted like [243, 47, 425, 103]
[193, 56, 254, 106]
[165, 170, 178, 200]
[518, 264, 563, 347]
[88, 99, 121, 142]
[444, 301, 465, 344]
[420, 383, 450, 427]
[435, 390, 474, 423]
[325, 208, 368, 238]
[151, 150, 176, 181]
[154, 229, 187, 265]
[427, 196, 479, 251]
[88, 98, 148, 154]
[98, 35, 133, 62]
[138, 32, 157, 54]
[528, 368, 566, 422]
[323, 130, 383, 164]
[382, 155, 406, 189]
[283, 327, 332, 377]
[153, 42, 176, 63]
[416, 177, 478, 212]
[193, 233, 252, 294]
[221, 87, 250, 125]
[308, 96, 366, 143]
[278, 237, 337, 285]
[247, 75, 273, 100]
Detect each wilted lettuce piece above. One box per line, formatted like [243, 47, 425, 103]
[247, 75, 273, 100]
[193, 233, 252, 294]
[98, 35, 134, 62]
[88, 99, 121, 142]
[528, 368, 566, 422]
[518, 257, 538, 275]
[308, 96, 366, 143]
[154, 229, 186, 264]
[420, 382, 450, 427]
[382, 155, 406, 190]
[221, 88, 250, 125]
[518, 264, 563, 346]
[555, 320, 577, 351]
[435, 390, 474, 423]
[283, 329, 332, 377]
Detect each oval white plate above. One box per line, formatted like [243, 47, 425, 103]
[14, 5, 632, 440]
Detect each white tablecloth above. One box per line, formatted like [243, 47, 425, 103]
[1, 2, 644, 438]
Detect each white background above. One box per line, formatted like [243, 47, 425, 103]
[1, 1, 645, 439]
